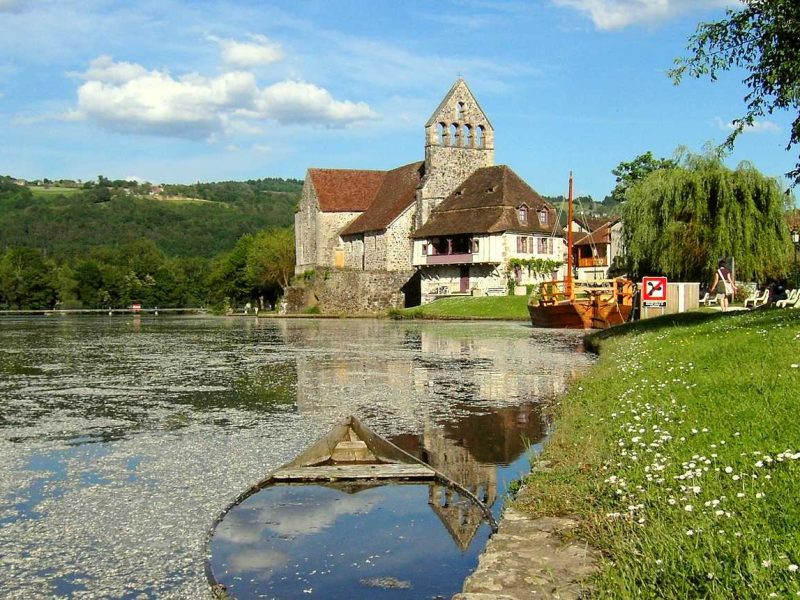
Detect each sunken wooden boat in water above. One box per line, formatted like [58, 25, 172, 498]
[205, 416, 498, 597]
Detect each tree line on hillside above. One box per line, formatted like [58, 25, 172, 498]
[0, 175, 298, 310]
[0, 229, 295, 311]
[0, 176, 299, 258]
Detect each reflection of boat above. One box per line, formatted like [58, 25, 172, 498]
[205, 416, 498, 597]
[528, 173, 634, 329]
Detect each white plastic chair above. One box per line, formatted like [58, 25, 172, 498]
[776, 289, 799, 308]
[699, 292, 710, 306]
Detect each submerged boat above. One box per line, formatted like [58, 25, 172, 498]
[528, 173, 634, 329]
[205, 416, 498, 597]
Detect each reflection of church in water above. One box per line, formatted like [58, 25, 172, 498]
[278, 320, 583, 548]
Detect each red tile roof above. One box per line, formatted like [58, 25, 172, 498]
[412, 165, 561, 238]
[340, 162, 424, 236]
[308, 168, 387, 212]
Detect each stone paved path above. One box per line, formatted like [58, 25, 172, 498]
[453, 508, 599, 599]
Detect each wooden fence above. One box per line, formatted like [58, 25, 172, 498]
[640, 282, 700, 320]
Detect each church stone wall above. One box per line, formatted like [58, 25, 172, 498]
[315, 211, 362, 269]
[294, 180, 319, 274]
[384, 206, 416, 271]
[286, 269, 416, 313]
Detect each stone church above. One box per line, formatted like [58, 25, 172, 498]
[292, 79, 565, 311]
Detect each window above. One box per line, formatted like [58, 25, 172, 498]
[516, 235, 529, 253]
[472, 239, 479, 253]
[538, 209, 549, 226]
[456, 102, 465, 120]
[476, 125, 485, 148]
[421, 242, 428, 256]
[518, 205, 528, 224]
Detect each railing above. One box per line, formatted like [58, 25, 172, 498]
[424, 253, 475, 265]
[578, 257, 608, 268]
[535, 278, 634, 306]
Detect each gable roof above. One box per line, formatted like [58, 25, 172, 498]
[424, 78, 494, 129]
[574, 219, 620, 246]
[412, 165, 561, 238]
[340, 162, 424, 236]
[307, 168, 387, 212]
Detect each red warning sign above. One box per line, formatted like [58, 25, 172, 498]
[642, 277, 668, 307]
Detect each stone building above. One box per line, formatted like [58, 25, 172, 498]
[292, 78, 564, 310]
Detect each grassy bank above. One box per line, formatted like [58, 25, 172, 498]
[515, 308, 800, 598]
[389, 295, 530, 320]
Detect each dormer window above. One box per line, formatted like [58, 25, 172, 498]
[518, 205, 528, 224]
[538, 209, 549, 226]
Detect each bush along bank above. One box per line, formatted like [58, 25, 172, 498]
[514, 308, 800, 598]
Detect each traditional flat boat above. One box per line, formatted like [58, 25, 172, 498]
[205, 416, 498, 597]
[528, 173, 634, 329]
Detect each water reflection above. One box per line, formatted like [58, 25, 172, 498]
[211, 483, 493, 600]
[0, 316, 591, 598]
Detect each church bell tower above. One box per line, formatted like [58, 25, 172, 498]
[415, 79, 495, 228]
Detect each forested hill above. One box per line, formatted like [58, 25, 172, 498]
[0, 177, 302, 258]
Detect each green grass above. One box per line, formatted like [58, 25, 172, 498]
[389, 294, 530, 320]
[515, 308, 800, 598]
[28, 186, 83, 198]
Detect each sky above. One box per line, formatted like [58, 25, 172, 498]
[0, 0, 796, 200]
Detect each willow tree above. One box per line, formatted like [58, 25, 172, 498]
[621, 153, 792, 282]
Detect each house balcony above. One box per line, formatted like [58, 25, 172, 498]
[423, 252, 475, 265]
[577, 257, 608, 268]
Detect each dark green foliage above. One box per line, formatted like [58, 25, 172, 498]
[162, 177, 303, 202]
[621, 152, 792, 281]
[0, 185, 299, 258]
[0, 248, 56, 309]
[206, 235, 259, 310]
[670, 0, 800, 184]
[611, 151, 677, 203]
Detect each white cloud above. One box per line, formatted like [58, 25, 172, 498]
[552, 0, 735, 30]
[714, 116, 780, 134]
[210, 34, 284, 68]
[253, 80, 376, 125]
[67, 55, 375, 139]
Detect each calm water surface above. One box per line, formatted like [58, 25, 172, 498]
[0, 316, 592, 599]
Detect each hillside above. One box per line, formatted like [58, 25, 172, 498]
[0, 177, 302, 258]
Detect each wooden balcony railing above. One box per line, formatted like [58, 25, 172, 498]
[578, 257, 608, 268]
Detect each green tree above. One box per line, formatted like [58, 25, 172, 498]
[621, 152, 792, 282]
[73, 259, 105, 307]
[670, 0, 800, 184]
[611, 151, 677, 203]
[246, 227, 295, 292]
[207, 234, 257, 309]
[0, 248, 57, 309]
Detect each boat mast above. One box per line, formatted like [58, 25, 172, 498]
[566, 172, 574, 299]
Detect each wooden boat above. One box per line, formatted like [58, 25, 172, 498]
[205, 416, 498, 597]
[528, 173, 634, 329]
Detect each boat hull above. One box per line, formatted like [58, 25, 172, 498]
[528, 299, 632, 330]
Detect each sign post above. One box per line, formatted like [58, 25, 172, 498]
[642, 277, 668, 308]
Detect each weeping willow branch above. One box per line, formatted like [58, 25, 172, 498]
[621, 152, 792, 282]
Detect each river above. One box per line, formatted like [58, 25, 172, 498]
[0, 316, 592, 599]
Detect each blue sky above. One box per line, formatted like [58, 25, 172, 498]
[0, 0, 795, 200]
